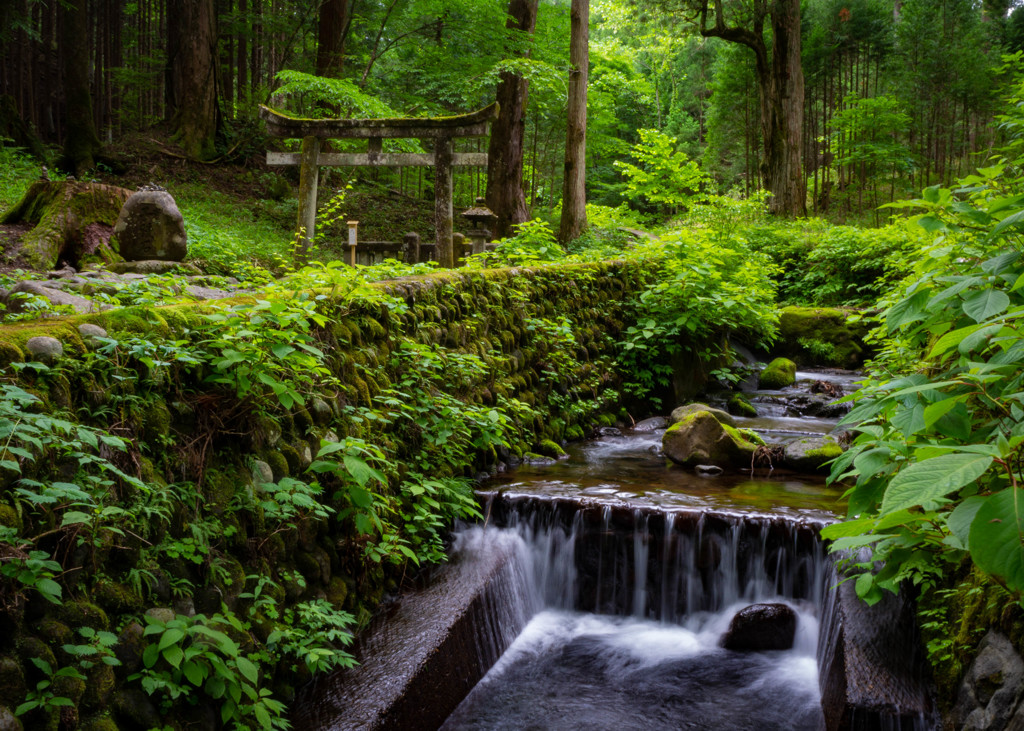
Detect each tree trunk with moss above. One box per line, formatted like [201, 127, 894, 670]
[1, 181, 131, 269]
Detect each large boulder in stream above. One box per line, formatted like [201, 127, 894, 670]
[669, 402, 736, 427]
[662, 408, 761, 469]
[720, 603, 797, 651]
[759, 357, 797, 389]
[783, 435, 844, 473]
[774, 306, 869, 368]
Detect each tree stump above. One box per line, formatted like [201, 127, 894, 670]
[1, 180, 132, 270]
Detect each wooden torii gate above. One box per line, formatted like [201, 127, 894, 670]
[259, 104, 499, 268]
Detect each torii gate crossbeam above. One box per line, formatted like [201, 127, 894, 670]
[259, 104, 499, 268]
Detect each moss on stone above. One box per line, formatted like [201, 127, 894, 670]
[0, 655, 26, 709]
[0, 504, 22, 534]
[727, 394, 758, 418]
[78, 715, 120, 731]
[806, 443, 843, 460]
[263, 450, 290, 481]
[775, 306, 867, 368]
[92, 579, 144, 614]
[536, 440, 566, 458]
[759, 357, 797, 389]
[57, 600, 109, 631]
[277, 444, 302, 476]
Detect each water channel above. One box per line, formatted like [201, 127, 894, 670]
[296, 370, 936, 730]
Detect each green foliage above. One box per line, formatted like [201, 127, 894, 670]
[131, 611, 289, 729]
[615, 128, 711, 218]
[196, 295, 338, 414]
[0, 141, 41, 213]
[823, 76, 1024, 604]
[16, 626, 120, 717]
[618, 213, 780, 401]
[470, 219, 565, 267]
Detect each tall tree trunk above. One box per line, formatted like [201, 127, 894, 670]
[758, 0, 806, 216]
[697, 0, 805, 217]
[486, 0, 539, 240]
[558, 0, 588, 244]
[61, 0, 102, 175]
[168, 0, 219, 159]
[316, 0, 352, 77]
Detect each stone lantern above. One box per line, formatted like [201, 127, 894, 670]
[461, 198, 498, 255]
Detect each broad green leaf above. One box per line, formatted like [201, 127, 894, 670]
[963, 289, 1011, 323]
[236, 656, 259, 684]
[853, 448, 891, 479]
[992, 208, 1024, 236]
[348, 485, 374, 510]
[923, 398, 960, 428]
[887, 290, 930, 333]
[182, 660, 205, 686]
[821, 516, 879, 541]
[880, 453, 993, 515]
[159, 628, 185, 651]
[959, 324, 1004, 355]
[934, 402, 972, 441]
[162, 644, 184, 669]
[969, 489, 1024, 592]
[892, 402, 926, 438]
[948, 495, 987, 549]
[343, 456, 373, 487]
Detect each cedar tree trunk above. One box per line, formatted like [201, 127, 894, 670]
[698, 0, 806, 217]
[317, 0, 352, 76]
[486, 0, 540, 240]
[168, 0, 219, 160]
[61, 0, 102, 176]
[558, 0, 588, 244]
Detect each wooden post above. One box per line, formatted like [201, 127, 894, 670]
[435, 136, 454, 268]
[403, 231, 420, 264]
[347, 220, 358, 266]
[297, 135, 321, 260]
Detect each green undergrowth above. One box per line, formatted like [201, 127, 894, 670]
[822, 72, 1024, 691]
[0, 260, 655, 729]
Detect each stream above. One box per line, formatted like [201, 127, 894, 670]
[441, 369, 855, 730]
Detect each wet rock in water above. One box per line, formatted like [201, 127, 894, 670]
[952, 631, 1024, 731]
[632, 416, 668, 432]
[759, 357, 797, 389]
[694, 464, 724, 476]
[112, 189, 188, 262]
[669, 402, 736, 427]
[720, 603, 797, 651]
[785, 393, 850, 419]
[727, 393, 758, 417]
[596, 426, 622, 437]
[783, 435, 845, 473]
[810, 379, 843, 398]
[662, 410, 758, 469]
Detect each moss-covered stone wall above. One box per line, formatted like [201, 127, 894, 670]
[0, 261, 654, 730]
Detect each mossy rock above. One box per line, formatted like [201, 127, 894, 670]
[759, 358, 797, 390]
[669, 403, 736, 428]
[0, 656, 26, 709]
[782, 435, 844, 473]
[0, 504, 22, 534]
[774, 306, 868, 368]
[57, 600, 109, 631]
[81, 662, 116, 710]
[727, 394, 758, 418]
[662, 411, 759, 469]
[31, 618, 73, 650]
[92, 579, 144, 614]
[78, 715, 120, 731]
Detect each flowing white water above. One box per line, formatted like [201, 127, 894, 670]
[443, 501, 832, 730]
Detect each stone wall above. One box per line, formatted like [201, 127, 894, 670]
[0, 261, 653, 730]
